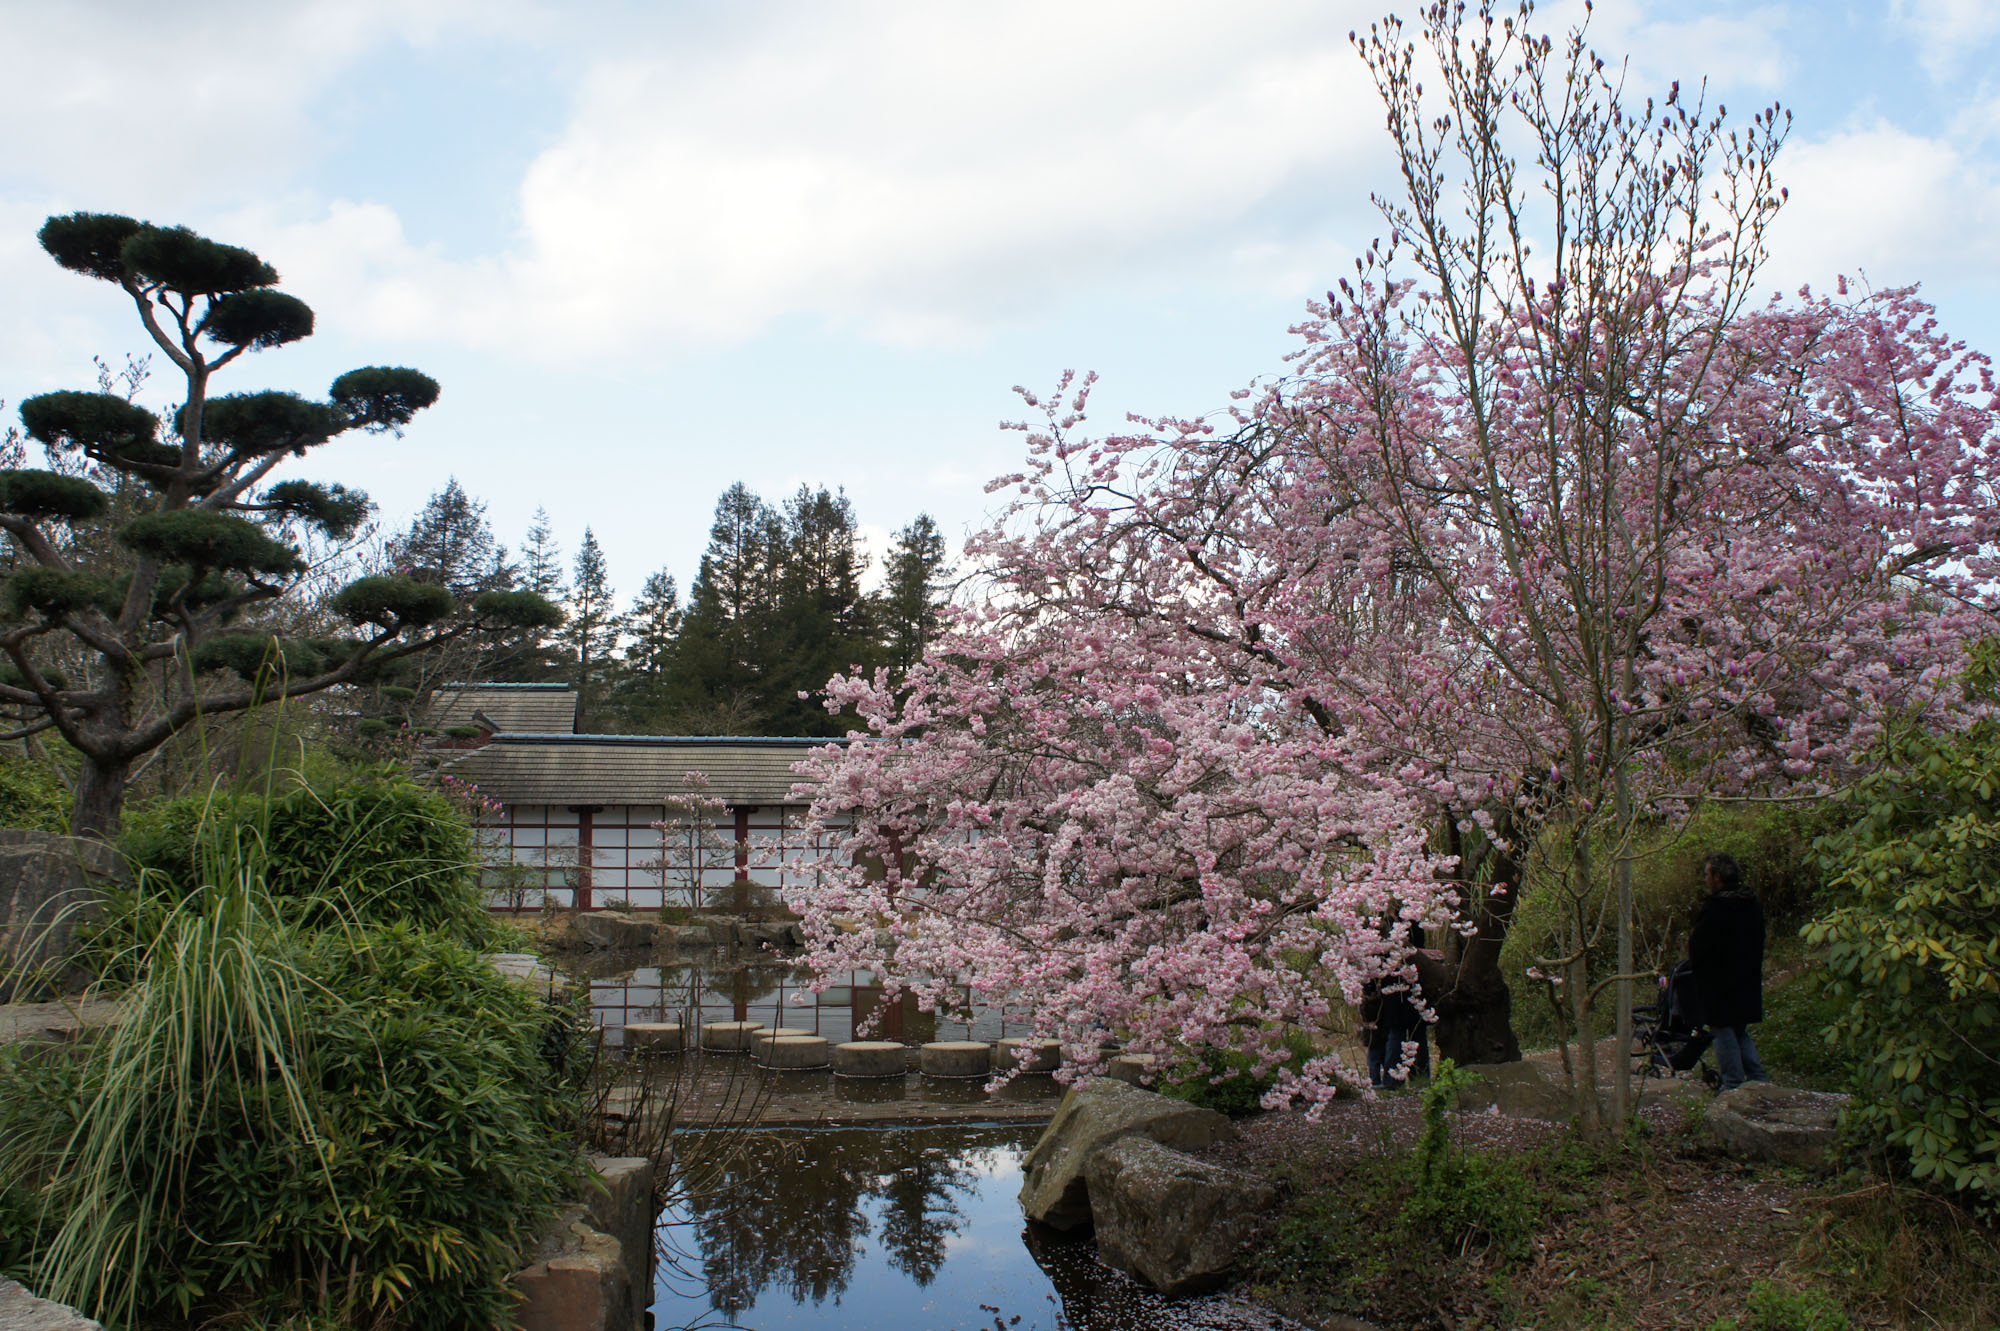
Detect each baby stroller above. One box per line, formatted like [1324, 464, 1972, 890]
[1631, 960, 1719, 1087]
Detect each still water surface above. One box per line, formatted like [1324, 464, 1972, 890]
[651, 1124, 1299, 1331]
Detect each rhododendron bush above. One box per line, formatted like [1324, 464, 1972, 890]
[788, 3, 2000, 1116]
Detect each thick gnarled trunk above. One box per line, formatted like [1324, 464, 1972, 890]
[68, 755, 131, 843]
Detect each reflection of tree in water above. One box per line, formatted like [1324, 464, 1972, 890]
[683, 1127, 1001, 1315]
[870, 1139, 983, 1285]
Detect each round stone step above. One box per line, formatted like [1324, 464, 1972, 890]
[757, 1035, 831, 1069]
[624, 1022, 683, 1054]
[919, 1040, 992, 1078]
[996, 1037, 1063, 1074]
[700, 1020, 767, 1052]
[831, 1040, 907, 1078]
[1106, 1052, 1157, 1085]
[753, 1025, 816, 1050]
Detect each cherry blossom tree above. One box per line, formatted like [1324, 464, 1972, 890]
[791, 3, 2000, 1120]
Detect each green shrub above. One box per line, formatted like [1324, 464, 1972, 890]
[0, 751, 69, 832]
[1161, 1027, 1318, 1117]
[1754, 965, 1852, 1093]
[1400, 1062, 1545, 1260]
[1708, 1279, 1852, 1331]
[117, 771, 493, 944]
[1501, 802, 1827, 1050]
[0, 865, 580, 1329]
[1807, 648, 2000, 1213]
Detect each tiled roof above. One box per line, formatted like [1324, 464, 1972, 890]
[428, 684, 578, 734]
[437, 734, 841, 807]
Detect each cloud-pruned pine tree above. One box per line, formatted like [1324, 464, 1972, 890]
[0, 213, 561, 834]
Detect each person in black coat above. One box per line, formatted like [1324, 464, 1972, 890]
[1687, 851, 1771, 1090]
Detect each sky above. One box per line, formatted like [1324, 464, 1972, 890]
[4, 0, 1999, 610]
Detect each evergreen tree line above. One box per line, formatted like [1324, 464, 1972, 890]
[385, 477, 952, 735]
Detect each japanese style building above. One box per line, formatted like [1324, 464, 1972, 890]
[430, 684, 842, 912]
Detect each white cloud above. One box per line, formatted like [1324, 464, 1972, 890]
[1890, 0, 2000, 82]
[0, 0, 546, 207]
[231, 2, 1394, 360]
[1762, 120, 2000, 293]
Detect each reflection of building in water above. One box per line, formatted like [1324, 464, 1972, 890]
[580, 958, 1040, 1047]
[427, 683, 844, 912]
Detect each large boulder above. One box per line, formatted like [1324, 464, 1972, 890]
[0, 831, 123, 1002]
[1453, 1060, 1574, 1123]
[736, 920, 805, 954]
[1085, 1136, 1277, 1295]
[568, 911, 661, 950]
[1706, 1083, 1848, 1169]
[0, 1276, 102, 1331]
[1018, 1078, 1237, 1231]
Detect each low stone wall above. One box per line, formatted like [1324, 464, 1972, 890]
[0, 831, 122, 1003]
[509, 1154, 655, 1331]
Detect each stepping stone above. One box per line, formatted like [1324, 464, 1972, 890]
[920, 1040, 992, 1078]
[1107, 1052, 1157, 1085]
[997, 1037, 1063, 1074]
[831, 1040, 907, 1078]
[757, 1035, 831, 1069]
[700, 1020, 767, 1052]
[624, 1022, 683, 1054]
[753, 1025, 815, 1049]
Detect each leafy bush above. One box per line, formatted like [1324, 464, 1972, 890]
[1807, 649, 2000, 1212]
[1400, 1062, 1546, 1260]
[117, 770, 493, 943]
[1247, 1060, 1594, 1323]
[1501, 802, 1826, 1050]
[1753, 965, 1852, 1093]
[1708, 1280, 1852, 1331]
[1160, 1027, 1318, 1117]
[0, 868, 580, 1329]
[0, 750, 69, 832]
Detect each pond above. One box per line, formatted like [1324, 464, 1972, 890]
[651, 1124, 1302, 1331]
[560, 948, 1302, 1328]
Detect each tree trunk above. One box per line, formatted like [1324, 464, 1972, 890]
[69, 755, 132, 843]
[1415, 816, 1527, 1065]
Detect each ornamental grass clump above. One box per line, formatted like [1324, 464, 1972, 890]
[0, 795, 582, 1330]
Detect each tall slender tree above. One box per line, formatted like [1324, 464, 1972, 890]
[876, 513, 951, 682]
[392, 478, 509, 598]
[562, 528, 617, 729]
[0, 213, 559, 834]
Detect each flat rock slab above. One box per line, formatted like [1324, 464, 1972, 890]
[1019, 1077, 1237, 1231]
[1707, 1082, 1849, 1169]
[1454, 1060, 1575, 1123]
[0, 1276, 103, 1331]
[570, 912, 662, 951]
[0, 997, 121, 1047]
[1086, 1136, 1278, 1296]
[921, 1040, 993, 1078]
